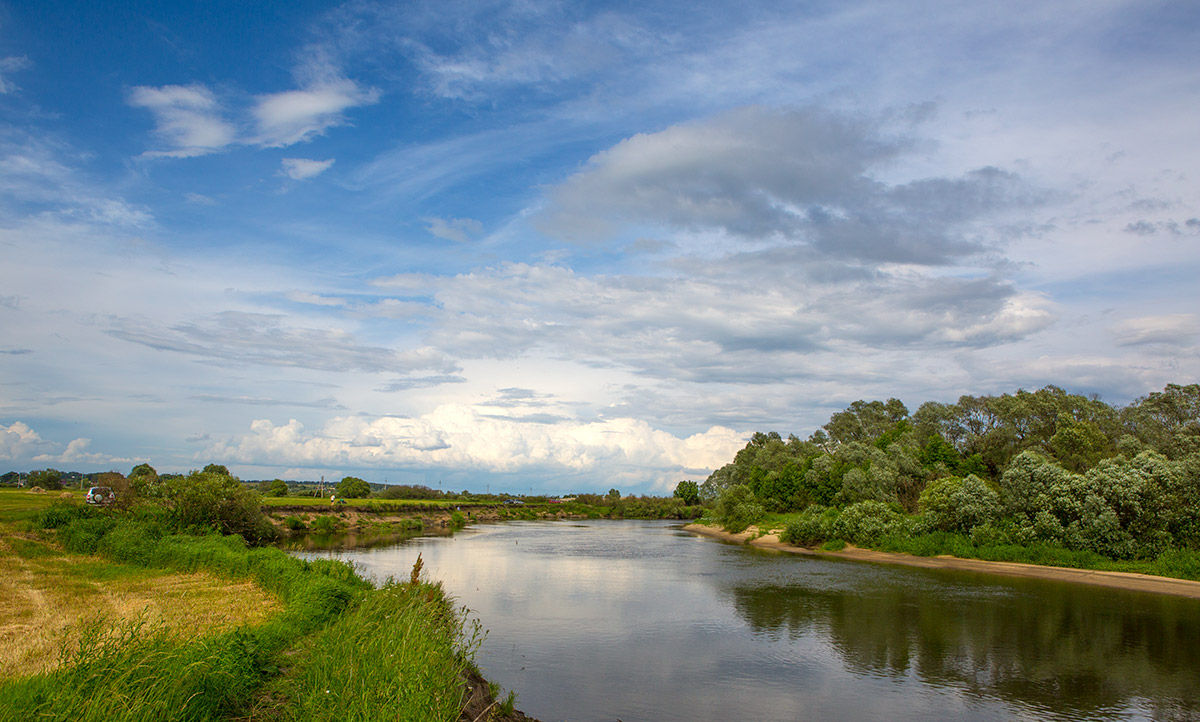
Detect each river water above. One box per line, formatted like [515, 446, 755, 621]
[300, 519, 1200, 722]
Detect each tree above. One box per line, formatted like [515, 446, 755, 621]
[128, 463, 165, 500]
[28, 468, 63, 490]
[163, 467, 276, 544]
[673, 480, 700, 506]
[607, 488, 621, 501]
[202, 463, 230, 476]
[267, 479, 288, 497]
[337, 476, 371, 498]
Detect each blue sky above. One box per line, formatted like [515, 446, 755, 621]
[1, 0, 1198, 493]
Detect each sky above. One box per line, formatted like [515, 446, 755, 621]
[1, 0, 1198, 493]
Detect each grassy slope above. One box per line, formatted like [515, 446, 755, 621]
[0, 489, 487, 722]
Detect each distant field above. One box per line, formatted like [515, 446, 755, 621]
[260, 495, 466, 508]
[0, 488, 82, 524]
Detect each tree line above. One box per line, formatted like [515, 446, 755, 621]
[703, 383, 1200, 562]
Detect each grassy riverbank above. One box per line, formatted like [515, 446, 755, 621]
[0, 488, 529, 722]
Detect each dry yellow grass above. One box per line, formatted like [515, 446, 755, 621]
[0, 533, 283, 679]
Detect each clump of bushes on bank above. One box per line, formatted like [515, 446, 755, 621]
[704, 383, 1200, 579]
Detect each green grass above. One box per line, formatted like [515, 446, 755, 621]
[0, 488, 82, 524]
[0, 498, 486, 721]
[274, 581, 476, 722]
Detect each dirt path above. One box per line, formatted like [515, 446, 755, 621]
[683, 523, 1200, 599]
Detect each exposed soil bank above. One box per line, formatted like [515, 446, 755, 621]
[684, 523, 1200, 600]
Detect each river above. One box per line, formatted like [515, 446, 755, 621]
[298, 519, 1200, 722]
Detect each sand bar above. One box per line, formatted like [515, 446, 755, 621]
[683, 523, 1200, 600]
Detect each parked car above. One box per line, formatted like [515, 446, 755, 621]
[503, 498, 524, 505]
[86, 486, 115, 505]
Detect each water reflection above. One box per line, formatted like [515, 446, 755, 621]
[727, 572, 1200, 719]
[304, 519, 1200, 722]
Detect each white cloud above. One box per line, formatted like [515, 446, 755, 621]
[203, 408, 746, 486]
[281, 157, 335, 180]
[0, 421, 52, 460]
[128, 84, 237, 158]
[253, 79, 379, 147]
[1112, 314, 1200, 347]
[0, 56, 31, 94]
[425, 216, 483, 243]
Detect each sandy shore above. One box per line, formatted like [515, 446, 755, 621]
[683, 523, 1200, 599]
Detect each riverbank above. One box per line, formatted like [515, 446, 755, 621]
[0, 489, 538, 721]
[684, 523, 1200, 599]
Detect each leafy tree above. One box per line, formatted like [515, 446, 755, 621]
[202, 463, 231, 476]
[714, 484, 764, 533]
[28, 468, 63, 490]
[128, 463, 165, 500]
[163, 468, 276, 544]
[918, 475, 1000, 534]
[1, 471, 19, 486]
[607, 488, 621, 501]
[673, 480, 700, 506]
[337, 476, 371, 498]
[823, 399, 909, 447]
[1122, 383, 1200, 458]
[831, 500, 904, 545]
[267, 479, 288, 497]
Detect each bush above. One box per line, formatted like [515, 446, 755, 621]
[164, 469, 278, 545]
[832, 500, 904, 546]
[918, 474, 1000, 534]
[781, 506, 839, 546]
[310, 515, 339, 535]
[714, 485, 764, 533]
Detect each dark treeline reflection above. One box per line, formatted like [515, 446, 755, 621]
[728, 568, 1200, 719]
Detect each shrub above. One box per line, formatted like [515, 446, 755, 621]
[283, 516, 307, 531]
[310, 515, 339, 535]
[714, 485, 764, 533]
[918, 474, 1000, 534]
[781, 506, 839, 546]
[831, 500, 904, 546]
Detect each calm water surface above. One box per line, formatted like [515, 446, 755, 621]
[301, 520, 1200, 722]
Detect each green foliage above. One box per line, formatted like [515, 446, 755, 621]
[831, 500, 904, 546]
[279, 581, 473, 722]
[336, 477, 371, 499]
[673, 480, 700, 506]
[164, 469, 277, 545]
[780, 505, 839, 546]
[713, 484, 765, 533]
[284, 516, 307, 531]
[310, 515, 340, 535]
[267, 479, 289, 497]
[918, 474, 1000, 534]
[27, 468, 63, 490]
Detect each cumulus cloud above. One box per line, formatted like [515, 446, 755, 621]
[128, 84, 237, 158]
[538, 106, 1039, 265]
[34, 438, 136, 465]
[281, 157, 335, 180]
[203, 408, 746, 484]
[253, 79, 379, 147]
[0, 421, 53, 460]
[425, 216, 483, 243]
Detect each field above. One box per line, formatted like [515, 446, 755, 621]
[0, 487, 520, 721]
[0, 489, 281, 679]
